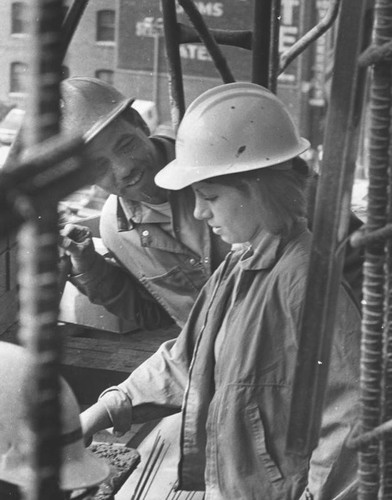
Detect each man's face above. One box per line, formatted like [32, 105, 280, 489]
[87, 116, 166, 204]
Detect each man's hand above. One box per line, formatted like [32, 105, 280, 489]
[60, 223, 97, 275]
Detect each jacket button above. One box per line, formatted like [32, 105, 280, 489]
[189, 258, 196, 265]
[142, 230, 149, 236]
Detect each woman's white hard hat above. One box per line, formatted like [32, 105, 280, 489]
[155, 82, 310, 190]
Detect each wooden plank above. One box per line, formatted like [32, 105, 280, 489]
[1, 322, 180, 404]
[62, 325, 179, 372]
[61, 324, 179, 405]
[62, 337, 156, 372]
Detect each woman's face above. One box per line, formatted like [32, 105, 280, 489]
[192, 180, 264, 244]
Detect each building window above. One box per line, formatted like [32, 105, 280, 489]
[96, 10, 115, 42]
[95, 70, 114, 85]
[10, 62, 27, 93]
[11, 2, 28, 34]
[61, 65, 70, 80]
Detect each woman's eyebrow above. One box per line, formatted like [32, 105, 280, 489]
[194, 188, 215, 198]
[113, 134, 136, 155]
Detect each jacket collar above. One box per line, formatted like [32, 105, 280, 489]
[240, 218, 308, 271]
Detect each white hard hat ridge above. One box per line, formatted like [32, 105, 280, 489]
[155, 82, 310, 190]
[0, 341, 110, 491]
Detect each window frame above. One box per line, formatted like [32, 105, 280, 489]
[11, 1, 28, 36]
[94, 69, 114, 85]
[10, 61, 28, 94]
[96, 9, 116, 44]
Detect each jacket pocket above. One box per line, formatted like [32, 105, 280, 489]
[140, 266, 202, 325]
[141, 265, 202, 292]
[247, 404, 283, 485]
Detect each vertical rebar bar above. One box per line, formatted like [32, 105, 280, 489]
[286, 0, 369, 456]
[18, 1, 64, 499]
[359, 1, 392, 497]
[252, 0, 273, 86]
[60, 0, 90, 60]
[382, 85, 392, 498]
[178, 0, 235, 83]
[268, 0, 281, 93]
[161, 0, 185, 132]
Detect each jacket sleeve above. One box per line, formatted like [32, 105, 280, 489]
[69, 251, 173, 330]
[96, 310, 198, 430]
[96, 265, 226, 432]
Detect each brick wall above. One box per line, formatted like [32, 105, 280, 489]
[0, 0, 116, 110]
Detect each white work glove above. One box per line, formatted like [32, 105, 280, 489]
[60, 223, 96, 275]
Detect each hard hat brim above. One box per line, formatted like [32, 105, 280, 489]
[83, 97, 135, 143]
[155, 137, 310, 190]
[0, 445, 110, 491]
[61, 447, 111, 491]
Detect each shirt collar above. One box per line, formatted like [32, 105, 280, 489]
[120, 197, 171, 224]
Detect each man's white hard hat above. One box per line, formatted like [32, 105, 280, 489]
[0, 341, 110, 491]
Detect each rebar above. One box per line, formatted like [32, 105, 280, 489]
[286, 0, 369, 457]
[60, 0, 90, 59]
[161, 0, 185, 131]
[358, 1, 392, 498]
[178, 24, 252, 50]
[18, 1, 64, 499]
[350, 224, 392, 248]
[251, 0, 273, 87]
[132, 432, 170, 500]
[178, 0, 235, 83]
[279, 0, 341, 74]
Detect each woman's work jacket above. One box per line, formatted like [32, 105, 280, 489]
[99, 220, 361, 499]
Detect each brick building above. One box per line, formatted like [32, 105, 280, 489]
[0, 0, 117, 111]
[0, 0, 333, 147]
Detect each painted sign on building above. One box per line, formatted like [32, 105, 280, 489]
[118, 0, 303, 87]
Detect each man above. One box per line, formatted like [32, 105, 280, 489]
[60, 77, 230, 330]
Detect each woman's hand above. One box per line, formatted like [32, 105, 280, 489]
[80, 402, 113, 446]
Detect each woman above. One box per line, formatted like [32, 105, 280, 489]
[81, 83, 360, 499]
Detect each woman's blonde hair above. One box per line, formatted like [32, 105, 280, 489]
[205, 158, 310, 236]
